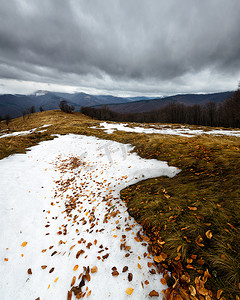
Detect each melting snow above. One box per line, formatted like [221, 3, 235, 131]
[0, 134, 179, 299]
[0, 124, 52, 139]
[92, 122, 240, 137]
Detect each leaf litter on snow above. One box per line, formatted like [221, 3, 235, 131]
[0, 134, 179, 299]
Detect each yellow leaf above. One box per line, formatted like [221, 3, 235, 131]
[154, 252, 167, 263]
[87, 290, 91, 297]
[217, 290, 223, 299]
[189, 285, 196, 296]
[21, 242, 28, 247]
[91, 266, 98, 273]
[188, 206, 197, 211]
[54, 277, 59, 283]
[177, 245, 182, 252]
[137, 263, 142, 269]
[73, 265, 78, 271]
[125, 288, 134, 295]
[205, 230, 213, 239]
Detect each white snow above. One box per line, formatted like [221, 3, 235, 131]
[92, 122, 240, 137]
[0, 124, 52, 139]
[0, 134, 179, 300]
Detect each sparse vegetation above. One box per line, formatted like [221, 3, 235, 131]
[5, 114, 11, 126]
[59, 100, 75, 113]
[0, 110, 239, 299]
[81, 87, 240, 128]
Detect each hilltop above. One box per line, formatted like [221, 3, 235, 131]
[0, 110, 240, 300]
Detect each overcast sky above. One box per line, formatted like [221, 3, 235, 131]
[0, 0, 240, 96]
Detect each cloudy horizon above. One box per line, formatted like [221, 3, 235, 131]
[0, 0, 240, 96]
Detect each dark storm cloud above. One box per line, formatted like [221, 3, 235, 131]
[0, 0, 240, 94]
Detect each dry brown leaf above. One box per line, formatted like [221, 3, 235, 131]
[67, 290, 72, 300]
[41, 265, 47, 269]
[137, 263, 142, 269]
[160, 278, 167, 285]
[128, 273, 133, 281]
[122, 266, 128, 272]
[27, 268, 32, 275]
[149, 290, 159, 297]
[125, 288, 134, 295]
[112, 270, 119, 276]
[71, 276, 76, 287]
[154, 252, 167, 263]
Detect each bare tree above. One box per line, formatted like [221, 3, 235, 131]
[5, 114, 11, 126]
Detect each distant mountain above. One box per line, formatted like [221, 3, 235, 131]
[0, 91, 131, 118]
[92, 91, 234, 114]
[127, 96, 161, 101]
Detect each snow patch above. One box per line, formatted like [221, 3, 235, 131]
[0, 134, 179, 299]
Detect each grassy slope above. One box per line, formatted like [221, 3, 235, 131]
[0, 110, 239, 299]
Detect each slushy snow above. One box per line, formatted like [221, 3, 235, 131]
[0, 134, 179, 300]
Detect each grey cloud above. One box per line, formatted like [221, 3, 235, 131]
[0, 0, 240, 94]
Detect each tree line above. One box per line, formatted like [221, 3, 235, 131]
[81, 88, 240, 128]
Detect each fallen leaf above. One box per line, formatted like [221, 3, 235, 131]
[91, 266, 98, 273]
[189, 285, 196, 296]
[125, 288, 134, 295]
[154, 253, 167, 263]
[128, 273, 133, 281]
[49, 267, 55, 273]
[149, 290, 159, 297]
[41, 265, 47, 269]
[71, 276, 76, 286]
[112, 270, 119, 276]
[205, 230, 213, 239]
[21, 242, 28, 247]
[137, 263, 142, 269]
[73, 265, 79, 271]
[188, 206, 197, 211]
[67, 290, 72, 300]
[27, 268, 32, 275]
[87, 290, 91, 297]
[122, 266, 128, 272]
[217, 290, 223, 299]
[54, 277, 59, 283]
[160, 278, 167, 285]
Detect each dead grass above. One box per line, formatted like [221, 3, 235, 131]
[0, 110, 240, 299]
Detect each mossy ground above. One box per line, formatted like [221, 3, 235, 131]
[0, 110, 239, 299]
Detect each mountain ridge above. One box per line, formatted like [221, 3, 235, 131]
[0, 90, 233, 118]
